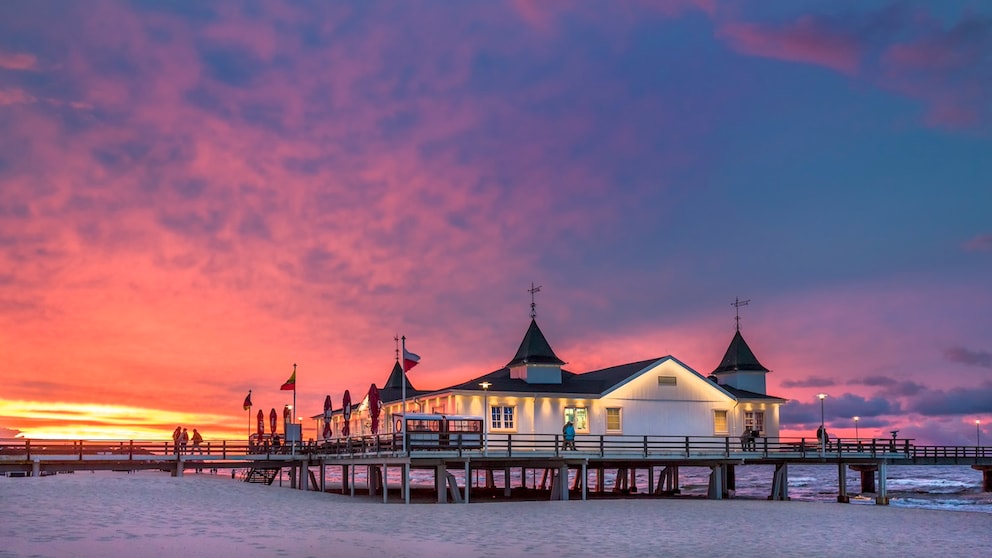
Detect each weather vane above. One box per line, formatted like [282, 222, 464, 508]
[732, 297, 750, 331]
[528, 282, 542, 319]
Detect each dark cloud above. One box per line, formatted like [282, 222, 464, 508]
[908, 381, 992, 416]
[847, 375, 925, 397]
[237, 212, 271, 240]
[780, 392, 901, 427]
[200, 46, 262, 88]
[944, 346, 992, 369]
[158, 210, 226, 237]
[780, 376, 836, 388]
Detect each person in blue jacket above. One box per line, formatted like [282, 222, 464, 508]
[563, 421, 576, 450]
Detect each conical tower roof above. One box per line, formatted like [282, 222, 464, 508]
[507, 319, 565, 367]
[383, 361, 415, 390]
[712, 330, 769, 374]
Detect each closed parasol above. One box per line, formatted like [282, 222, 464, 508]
[322, 395, 333, 439]
[283, 405, 291, 432]
[368, 383, 381, 435]
[256, 409, 264, 437]
[269, 408, 277, 436]
[342, 389, 352, 437]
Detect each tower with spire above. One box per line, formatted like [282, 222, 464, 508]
[710, 297, 770, 394]
[508, 283, 565, 384]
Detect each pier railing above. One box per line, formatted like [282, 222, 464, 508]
[1, 435, 935, 462]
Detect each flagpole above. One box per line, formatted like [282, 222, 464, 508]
[401, 335, 407, 453]
[292, 363, 297, 457]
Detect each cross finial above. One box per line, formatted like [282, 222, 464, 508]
[528, 282, 542, 319]
[394, 335, 400, 362]
[731, 297, 750, 331]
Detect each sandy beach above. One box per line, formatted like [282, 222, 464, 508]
[1, 471, 989, 558]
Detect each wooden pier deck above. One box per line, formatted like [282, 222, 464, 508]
[3, 435, 991, 504]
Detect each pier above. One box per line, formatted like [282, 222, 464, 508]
[3, 434, 991, 505]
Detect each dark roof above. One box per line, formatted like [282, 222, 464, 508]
[506, 319, 565, 367]
[712, 330, 770, 374]
[718, 384, 788, 402]
[379, 361, 426, 404]
[443, 358, 661, 396]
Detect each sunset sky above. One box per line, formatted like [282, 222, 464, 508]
[1, 1, 989, 444]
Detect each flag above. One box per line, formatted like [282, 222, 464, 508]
[280, 370, 296, 391]
[403, 347, 421, 371]
[243, 390, 252, 410]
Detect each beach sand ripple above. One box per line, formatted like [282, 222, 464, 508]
[2, 471, 990, 558]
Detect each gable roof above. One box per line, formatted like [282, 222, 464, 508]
[443, 357, 704, 397]
[506, 319, 565, 367]
[712, 330, 770, 374]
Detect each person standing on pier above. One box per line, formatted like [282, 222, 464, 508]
[191, 429, 203, 455]
[172, 426, 182, 455]
[817, 425, 829, 450]
[180, 428, 190, 454]
[563, 421, 576, 450]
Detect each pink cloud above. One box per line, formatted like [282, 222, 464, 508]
[0, 88, 36, 106]
[964, 233, 992, 252]
[717, 16, 864, 75]
[878, 13, 992, 129]
[0, 50, 37, 70]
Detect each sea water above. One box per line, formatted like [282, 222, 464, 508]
[298, 463, 992, 513]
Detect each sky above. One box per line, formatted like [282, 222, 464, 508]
[1, 0, 990, 444]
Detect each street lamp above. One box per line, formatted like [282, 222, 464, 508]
[977, 420, 981, 447]
[853, 416, 860, 442]
[479, 381, 492, 456]
[817, 393, 828, 454]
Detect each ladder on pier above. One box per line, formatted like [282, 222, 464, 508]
[244, 467, 281, 485]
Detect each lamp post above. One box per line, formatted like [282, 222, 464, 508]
[977, 420, 981, 447]
[853, 416, 860, 442]
[817, 393, 828, 454]
[480, 381, 491, 456]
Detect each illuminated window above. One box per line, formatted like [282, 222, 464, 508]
[714, 410, 728, 434]
[491, 406, 515, 431]
[606, 408, 622, 432]
[564, 406, 589, 433]
[744, 411, 764, 434]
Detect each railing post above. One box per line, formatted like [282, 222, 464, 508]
[600, 435, 605, 457]
[26, 439, 31, 460]
[222, 440, 227, 460]
[507, 434, 512, 457]
[129, 440, 134, 460]
[684, 436, 690, 457]
[724, 436, 730, 457]
[762, 436, 768, 458]
[870, 439, 877, 458]
[904, 439, 910, 457]
[644, 435, 649, 458]
[800, 437, 806, 458]
[555, 434, 561, 456]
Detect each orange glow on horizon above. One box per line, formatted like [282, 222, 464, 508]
[0, 400, 245, 441]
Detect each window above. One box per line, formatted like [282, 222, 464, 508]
[491, 406, 515, 430]
[714, 410, 728, 434]
[744, 411, 765, 434]
[606, 408, 622, 432]
[564, 406, 589, 432]
[657, 376, 677, 386]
